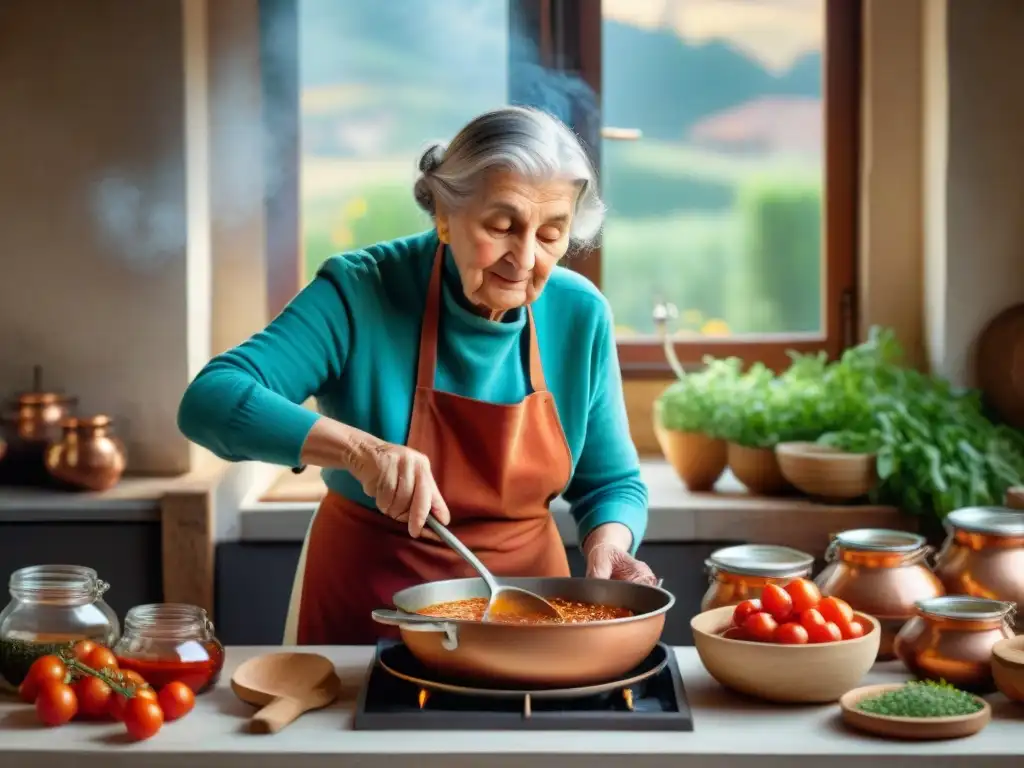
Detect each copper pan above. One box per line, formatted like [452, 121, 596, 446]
[371, 576, 674, 688]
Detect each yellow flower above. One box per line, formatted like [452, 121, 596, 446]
[344, 197, 368, 219]
[700, 319, 731, 337]
[615, 325, 636, 336]
[331, 224, 353, 248]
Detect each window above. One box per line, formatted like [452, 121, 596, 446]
[260, 0, 860, 375]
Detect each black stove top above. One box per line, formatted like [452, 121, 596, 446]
[352, 640, 694, 731]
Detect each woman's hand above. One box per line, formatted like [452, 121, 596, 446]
[356, 442, 451, 538]
[582, 523, 658, 586]
[300, 418, 450, 538]
[585, 543, 658, 585]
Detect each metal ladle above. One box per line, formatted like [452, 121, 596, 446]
[424, 516, 563, 622]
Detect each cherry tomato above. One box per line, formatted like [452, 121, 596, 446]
[84, 646, 118, 673]
[760, 584, 793, 621]
[109, 686, 158, 722]
[20, 655, 68, 703]
[72, 640, 98, 662]
[784, 578, 821, 613]
[817, 596, 854, 625]
[806, 620, 843, 644]
[731, 599, 762, 628]
[773, 621, 810, 644]
[799, 607, 827, 630]
[721, 626, 747, 641]
[742, 611, 778, 642]
[123, 696, 164, 741]
[158, 681, 196, 721]
[837, 617, 867, 640]
[35, 681, 78, 726]
[74, 675, 113, 718]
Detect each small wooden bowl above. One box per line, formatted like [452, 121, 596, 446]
[775, 442, 878, 500]
[840, 683, 991, 740]
[727, 443, 792, 496]
[691, 605, 880, 703]
[653, 423, 727, 492]
[992, 635, 1024, 703]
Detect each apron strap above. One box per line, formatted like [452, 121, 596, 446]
[416, 242, 548, 394]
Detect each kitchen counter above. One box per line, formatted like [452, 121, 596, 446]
[0, 646, 1019, 767]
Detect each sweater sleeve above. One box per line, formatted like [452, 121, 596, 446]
[560, 302, 649, 554]
[177, 272, 351, 468]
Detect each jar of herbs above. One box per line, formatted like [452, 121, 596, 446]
[0, 565, 120, 692]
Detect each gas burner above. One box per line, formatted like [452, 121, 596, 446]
[352, 640, 694, 731]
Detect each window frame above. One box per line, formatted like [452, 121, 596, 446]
[259, 0, 861, 375]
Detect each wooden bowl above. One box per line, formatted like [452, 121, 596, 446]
[653, 423, 727, 492]
[690, 605, 881, 703]
[727, 443, 792, 496]
[775, 442, 878, 500]
[992, 635, 1024, 703]
[840, 683, 991, 740]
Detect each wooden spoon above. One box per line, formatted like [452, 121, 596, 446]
[230, 652, 340, 734]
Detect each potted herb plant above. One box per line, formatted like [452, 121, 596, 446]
[653, 358, 740, 491]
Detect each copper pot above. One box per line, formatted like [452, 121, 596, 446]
[893, 595, 1016, 693]
[44, 415, 127, 492]
[700, 544, 815, 611]
[2, 366, 77, 444]
[815, 529, 945, 660]
[933, 506, 1024, 632]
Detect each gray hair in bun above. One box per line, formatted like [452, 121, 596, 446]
[412, 106, 605, 248]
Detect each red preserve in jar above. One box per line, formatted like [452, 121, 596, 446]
[112, 603, 224, 694]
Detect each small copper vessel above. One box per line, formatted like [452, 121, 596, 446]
[2, 366, 77, 444]
[45, 415, 127, 492]
[700, 544, 814, 611]
[932, 506, 1024, 631]
[894, 595, 1016, 693]
[815, 529, 945, 660]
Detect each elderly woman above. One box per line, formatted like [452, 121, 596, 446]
[178, 106, 654, 644]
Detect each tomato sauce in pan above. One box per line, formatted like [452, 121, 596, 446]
[415, 597, 633, 625]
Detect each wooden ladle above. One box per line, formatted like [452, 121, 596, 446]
[230, 652, 341, 734]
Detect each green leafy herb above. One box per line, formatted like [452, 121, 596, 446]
[857, 679, 983, 718]
[655, 357, 743, 437]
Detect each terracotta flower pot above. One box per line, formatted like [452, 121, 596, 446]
[654, 423, 727, 492]
[727, 442, 792, 496]
[775, 442, 878, 501]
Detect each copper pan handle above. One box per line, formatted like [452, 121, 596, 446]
[371, 609, 460, 650]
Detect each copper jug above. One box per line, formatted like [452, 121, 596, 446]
[893, 595, 1016, 693]
[701, 544, 814, 611]
[2, 366, 77, 444]
[44, 416, 127, 492]
[815, 529, 944, 660]
[932, 506, 1024, 631]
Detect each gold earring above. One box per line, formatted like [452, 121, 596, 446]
[438, 228, 448, 243]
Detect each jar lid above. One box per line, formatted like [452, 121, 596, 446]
[706, 544, 814, 578]
[834, 528, 925, 552]
[916, 595, 1015, 622]
[946, 506, 1024, 537]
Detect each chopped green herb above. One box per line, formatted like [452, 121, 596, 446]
[857, 679, 983, 718]
[0, 638, 77, 690]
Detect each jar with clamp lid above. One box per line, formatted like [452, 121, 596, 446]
[701, 544, 815, 611]
[0, 564, 119, 691]
[814, 529, 944, 660]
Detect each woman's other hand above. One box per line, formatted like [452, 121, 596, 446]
[357, 443, 451, 538]
[582, 522, 657, 585]
[300, 419, 450, 538]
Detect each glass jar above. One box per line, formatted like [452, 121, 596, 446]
[112, 603, 225, 694]
[893, 595, 1015, 693]
[814, 529, 944, 660]
[0, 564, 120, 691]
[933, 506, 1024, 631]
[701, 544, 815, 611]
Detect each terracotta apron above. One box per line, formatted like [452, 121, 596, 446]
[284, 244, 573, 645]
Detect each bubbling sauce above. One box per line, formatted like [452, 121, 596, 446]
[416, 597, 634, 625]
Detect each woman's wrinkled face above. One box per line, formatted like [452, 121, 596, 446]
[436, 170, 578, 319]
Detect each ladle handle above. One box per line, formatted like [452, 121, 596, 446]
[425, 515, 500, 593]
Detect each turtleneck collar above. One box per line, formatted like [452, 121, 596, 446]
[439, 242, 526, 335]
